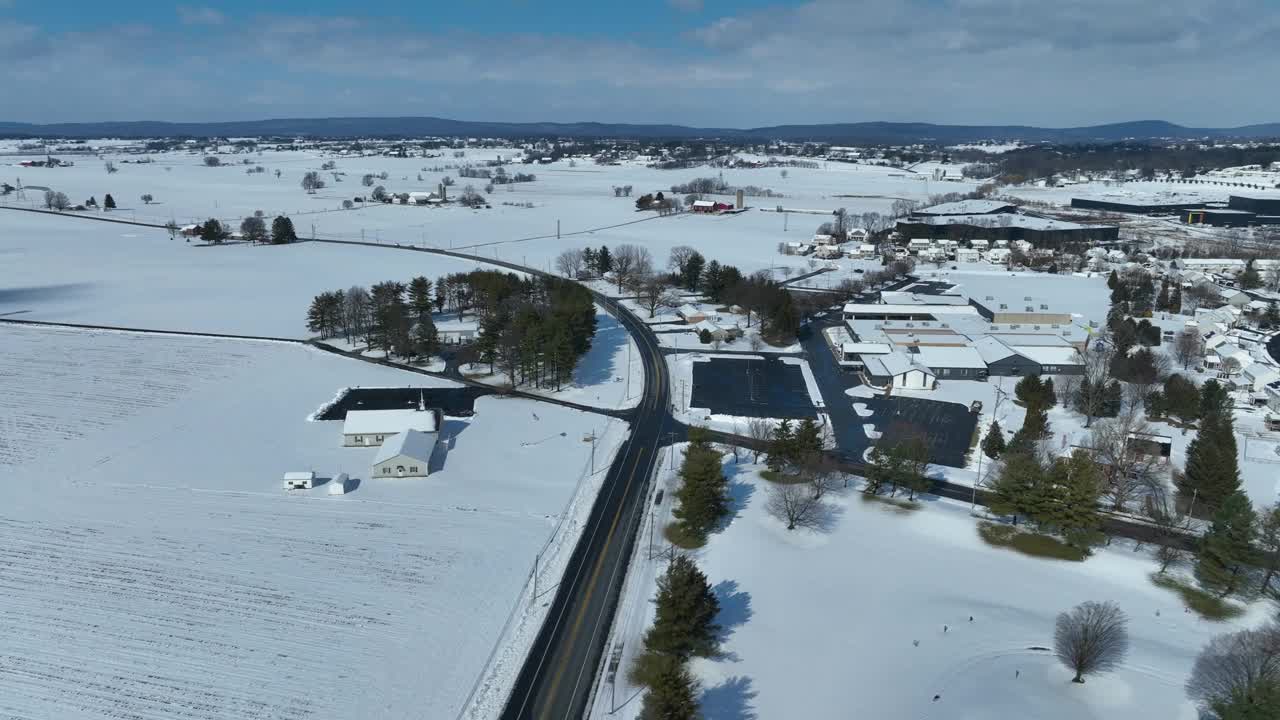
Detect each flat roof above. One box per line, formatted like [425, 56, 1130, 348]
[841, 342, 892, 354]
[904, 213, 1117, 232]
[843, 303, 980, 316]
[914, 345, 988, 369]
[1009, 345, 1082, 366]
[343, 408, 438, 435]
[915, 199, 1015, 215]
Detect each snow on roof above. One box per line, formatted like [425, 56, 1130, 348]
[864, 352, 933, 378]
[908, 213, 1115, 232]
[692, 200, 715, 207]
[1178, 258, 1247, 267]
[842, 303, 980, 317]
[678, 304, 705, 317]
[972, 336, 1019, 364]
[914, 345, 987, 369]
[915, 199, 1015, 215]
[1009, 345, 1082, 366]
[841, 342, 892, 355]
[343, 408, 438, 436]
[282, 471, 315, 481]
[373, 429, 436, 465]
[879, 291, 970, 306]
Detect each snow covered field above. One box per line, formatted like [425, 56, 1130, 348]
[0, 324, 628, 720]
[3, 148, 977, 276]
[598, 464, 1270, 720]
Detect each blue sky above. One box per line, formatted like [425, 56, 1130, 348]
[2, 1, 1278, 127]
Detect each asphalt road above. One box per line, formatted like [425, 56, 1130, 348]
[498, 294, 675, 720]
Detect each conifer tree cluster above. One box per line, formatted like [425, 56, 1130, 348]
[631, 555, 720, 720]
[1179, 380, 1241, 511]
[671, 428, 730, 547]
[305, 270, 595, 383]
[863, 435, 931, 500]
[765, 418, 824, 474]
[988, 449, 1103, 547]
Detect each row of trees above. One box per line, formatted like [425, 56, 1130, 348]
[988, 449, 1105, 547]
[194, 214, 297, 245]
[630, 554, 721, 719]
[306, 277, 440, 361]
[669, 428, 731, 547]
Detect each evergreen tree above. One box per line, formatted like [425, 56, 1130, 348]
[1052, 450, 1103, 548]
[581, 246, 598, 276]
[636, 654, 701, 720]
[700, 260, 725, 301]
[1163, 374, 1202, 424]
[1015, 375, 1044, 408]
[767, 291, 798, 339]
[1009, 406, 1050, 453]
[672, 434, 729, 542]
[982, 420, 1006, 460]
[1106, 270, 1119, 290]
[1101, 381, 1123, 418]
[988, 451, 1044, 525]
[407, 276, 434, 324]
[792, 417, 823, 467]
[597, 245, 612, 274]
[1156, 280, 1170, 312]
[642, 554, 721, 660]
[103, 193, 116, 210]
[1169, 285, 1182, 314]
[767, 419, 794, 472]
[271, 215, 298, 244]
[682, 252, 705, 291]
[1239, 259, 1263, 290]
[1195, 492, 1258, 598]
[199, 218, 227, 243]
[412, 314, 439, 359]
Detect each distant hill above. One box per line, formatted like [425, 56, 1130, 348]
[1, 116, 1278, 143]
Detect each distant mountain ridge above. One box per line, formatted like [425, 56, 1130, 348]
[1, 116, 1278, 143]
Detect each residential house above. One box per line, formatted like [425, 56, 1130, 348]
[342, 407, 441, 447]
[678, 304, 709, 324]
[371, 429, 436, 478]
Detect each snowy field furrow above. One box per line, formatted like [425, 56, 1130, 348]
[0, 324, 626, 719]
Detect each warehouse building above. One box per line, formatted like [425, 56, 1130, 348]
[1071, 198, 1206, 215]
[1229, 195, 1280, 215]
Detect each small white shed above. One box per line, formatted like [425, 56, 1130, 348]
[283, 471, 316, 490]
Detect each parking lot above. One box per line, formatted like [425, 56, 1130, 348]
[690, 357, 817, 419]
[863, 395, 977, 467]
[315, 386, 492, 420]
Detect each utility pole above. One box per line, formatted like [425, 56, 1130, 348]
[557, 219, 561, 239]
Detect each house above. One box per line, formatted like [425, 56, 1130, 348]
[342, 406, 441, 447]
[1265, 380, 1280, 413]
[985, 248, 1011, 264]
[1240, 363, 1280, 392]
[812, 233, 837, 245]
[1207, 344, 1251, 374]
[407, 191, 435, 205]
[693, 319, 735, 342]
[862, 352, 937, 390]
[1126, 432, 1172, 464]
[438, 327, 477, 345]
[907, 238, 932, 254]
[1221, 289, 1251, 308]
[678, 304, 708, 324]
[847, 229, 869, 242]
[970, 239, 990, 251]
[956, 248, 980, 263]
[371, 429, 436, 478]
[913, 345, 988, 380]
[814, 245, 843, 259]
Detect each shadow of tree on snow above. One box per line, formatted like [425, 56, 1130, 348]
[701, 675, 758, 720]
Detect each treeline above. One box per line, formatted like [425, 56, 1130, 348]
[669, 176, 780, 198]
[185, 214, 297, 245]
[980, 142, 1280, 185]
[306, 271, 596, 389]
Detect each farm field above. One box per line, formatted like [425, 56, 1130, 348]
[2, 148, 979, 276]
[0, 324, 628, 720]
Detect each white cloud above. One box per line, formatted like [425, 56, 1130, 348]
[2, 2, 1279, 127]
[177, 5, 224, 26]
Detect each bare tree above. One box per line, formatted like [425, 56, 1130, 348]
[45, 190, 70, 211]
[1186, 623, 1280, 717]
[766, 482, 826, 531]
[1146, 494, 1193, 574]
[1055, 601, 1129, 683]
[203, 156, 221, 167]
[668, 245, 698, 274]
[555, 248, 585, 279]
[104, 160, 117, 174]
[748, 334, 764, 351]
[239, 215, 268, 244]
[301, 171, 324, 193]
[1174, 328, 1205, 370]
[1089, 410, 1161, 511]
[637, 274, 671, 318]
[140, 193, 153, 204]
[342, 199, 354, 210]
[746, 418, 772, 462]
[612, 244, 653, 293]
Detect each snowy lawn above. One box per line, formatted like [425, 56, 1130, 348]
[599, 465, 1271, 720]
[0, 324, 628, 720]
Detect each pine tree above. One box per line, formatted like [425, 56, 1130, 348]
[988, 451, 1043, 525]
[793, 417, 822, 466]
[1195, 492, 1258, 598]
[1041, 377, 1056, 408]
[1101, 380, 1123, 418]
[636, 654, 701, 720]
[1015, 374, 1043, 408]
[1009, 406, 1050, 453]
[597, 245, 612, 274]
[412, 314, 439, 359]
[1053, 451, 1103, 548]
[642, 554, 721, 660]
[103, 193, 116, 210]
[672, 438, 729, 542]
[1106, 270, 1119, 290]
[306, 294, 328, 336]
[271, 215, 298, 244]
[199, 218, 227, 243]
[700, 260, 725, 301]
[1169, 285, 1182, 314]
[1239, 259, 1263, 290]
[982, 420, 1006, 459]
[407, 276, 434, 324]
[767, 419, 794, 472]
[1257, 503, 1280, 595]
[768, 291, 797, 339]
[1156, 280, 1170, 312]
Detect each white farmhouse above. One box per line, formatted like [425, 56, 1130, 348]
[371, 429, 436, 478]
[342, 407, 441, 447]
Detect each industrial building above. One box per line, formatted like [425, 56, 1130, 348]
[1071, 198, 1206, 215]
[1229, 195, 1280, 215]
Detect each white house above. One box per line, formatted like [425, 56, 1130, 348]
[342, 406, 441, 447]
[371, 429, 436, 478]
[862, 352, 936, 390]
[1240, 363, 1280, 392]
[985, 248, 1011, 264]
[907, 238, 932, 253]
[812, 233, 837, 245]
[283, 471, 316, 490]
[678, 304, 708, 324]
[1012, 239, 1033, 253]
[970, 239, 990, 251]
[956, 248, 980, 263]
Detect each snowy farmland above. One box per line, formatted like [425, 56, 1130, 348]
[0, 324, 628, 720]
[2, 148, 978, 276]
[596, 463, 1270, 720]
